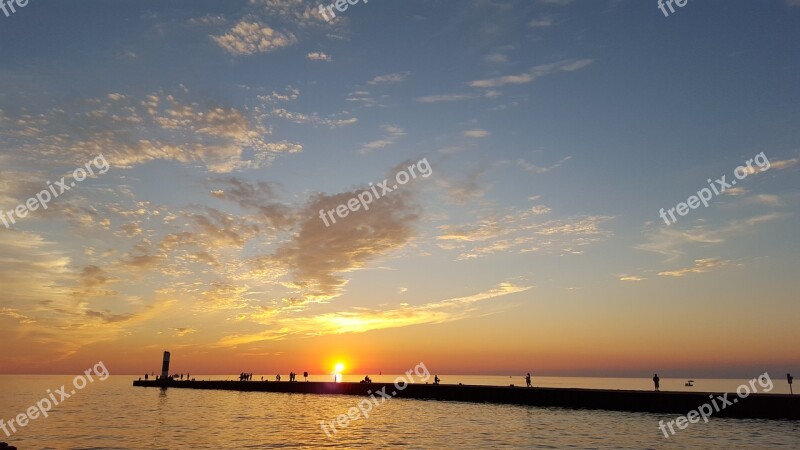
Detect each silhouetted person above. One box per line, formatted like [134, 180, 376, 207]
[789, 373, 794, 395]
[525, 373, 532, 388]
[145, 373, 148, 381]
[276, 374, 281, 381]
[304, 371, 309, 382]
[434, 375, 440, 385]
[653, 373, 660, 391]
[187, 373, 190, 380]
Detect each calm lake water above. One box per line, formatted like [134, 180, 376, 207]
[1, 376, 798, 449]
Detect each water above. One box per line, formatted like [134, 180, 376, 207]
[1, 376, 798, 449]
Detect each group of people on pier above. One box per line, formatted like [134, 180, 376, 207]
[237, 371, 309, 382]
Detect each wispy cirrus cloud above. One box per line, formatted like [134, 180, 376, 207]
[469, 59, 593, 88]
[361, 125, 407, 153]
[517, 156, 572, 173]
[438, 207, 613, 260]
[636, 213, 784, 261]
[464, 128, 490, 138]
[216, 282, 531, 346]
[619, 275, 646, 282]
[368, 72, 408, 85]
[658, 258, 730, 277]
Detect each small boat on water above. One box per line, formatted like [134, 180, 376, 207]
[685, 380, 694, 387]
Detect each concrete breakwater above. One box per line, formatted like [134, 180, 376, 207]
[132, 379, 799, 420]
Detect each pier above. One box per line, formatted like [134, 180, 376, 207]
[132, 379, 800, 420]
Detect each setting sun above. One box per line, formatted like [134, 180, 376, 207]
[334, 363, 345, 373]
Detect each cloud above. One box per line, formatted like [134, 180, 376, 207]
[257, 87, 301, 103]
[269, 107, 358, 128]
[658, 258, 729, 277]
[368, 72, 408, 85]
[769, 157, 799, 170]
[722, 186, 748, 196]
[484, 53, 509, 64]
[198, 282, 255, 311]
[464, 129, 490, 138]
[438, 208, 613, 260]
[0, 91, 301, 173]
[271, 183, 422, 301]
[0, 230, 74, 311]
[636, 213, 783, 261]
[361, 125, 407, 153]
[212, 21, 297, 56]
[346, 91, 379, 108]
[187, 14, 227, 27]
[531, 205, 552, 215]
[438, 168, 487, 205]
[307, 51, 332, 62]
[416, 90, 500, 104]
[528, 17, 553, 27]
[204, 0, 334, 61]
[210, 177, 297, 230]
[619, 275, 646, 282]
[0, 308, 36, 324]
[745, 194, 783, 207]
[216, 282, 531, 346]
[249, 0, 331, 28]
[417, 94, 476, 103]
[173, 327, 197, 337]
[469, 59, 593, 88]
[73, 265, 118, 298]
[0, 228, 177, 362]
[517, 156, 572, 173]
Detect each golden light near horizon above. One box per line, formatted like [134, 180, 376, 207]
[332, 362, 345, 382]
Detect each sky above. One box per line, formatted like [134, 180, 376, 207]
[0, 0, 798, 378]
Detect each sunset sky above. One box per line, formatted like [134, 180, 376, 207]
[1, 0, 798, 378]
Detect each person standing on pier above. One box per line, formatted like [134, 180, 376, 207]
[653, 373, 660, 391]
[304, 371, 308, 382]
[525, 373, 532, 388]
[788, 373, 794, 394]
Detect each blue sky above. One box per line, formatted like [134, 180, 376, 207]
[0, 0, 798, 376]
